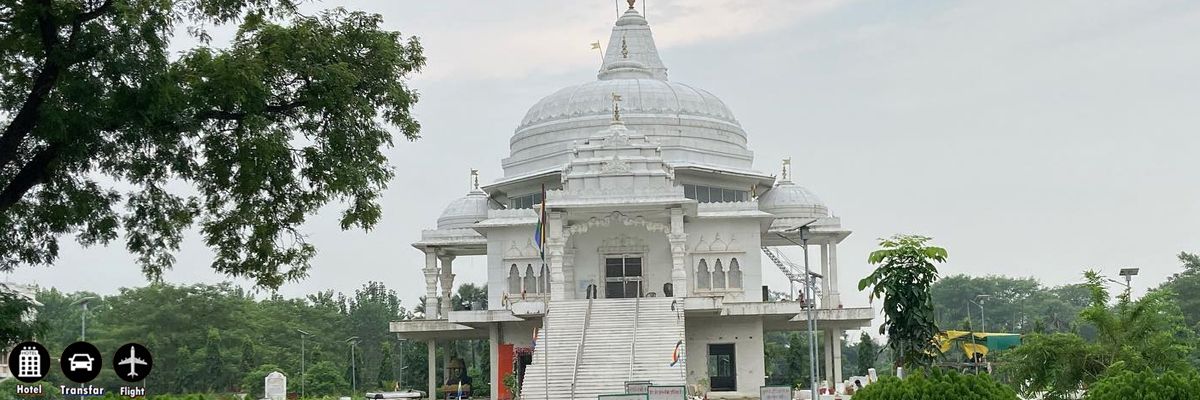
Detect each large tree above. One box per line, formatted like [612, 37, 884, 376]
[1159, 252, 1200, 332]
[858, 234, 947, 369]
[0, 0, 425, 288]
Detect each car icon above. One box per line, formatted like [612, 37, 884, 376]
[68, 353, 94, 371]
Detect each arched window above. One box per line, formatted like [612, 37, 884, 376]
[524, 264, 537, 293]
[729, 258, 742, 289]
[697, 259, 711, 290]
[714, 259, 726, 289]
[540, 265, 551, 294]
[508, 264, 521, 294]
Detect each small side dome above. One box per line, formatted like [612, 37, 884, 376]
[759, 180, 829, 219]
[437, 189, 495, 230]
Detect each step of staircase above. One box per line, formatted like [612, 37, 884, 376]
[521, 298, 686, 400]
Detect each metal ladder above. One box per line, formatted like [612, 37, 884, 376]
[761, 246, 822, 303]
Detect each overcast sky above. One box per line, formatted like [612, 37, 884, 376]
[8, 1, 1199, 318]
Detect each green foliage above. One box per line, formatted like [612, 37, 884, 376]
[1159, 252, 1200, 334]
[856, 332, 879, 375]
[859, 234, 947, 369]
[31, 281, 443, 396]
[503, 372, 520, 399]
[1085, 368, 1200, 400]
[997, 270, 1197, 399]
[852, 370, 1018, 400]
[995, 333, 1103, 399]
[0, 0, 426, 290]
[306, 360, 348, 397]
[932, 275, 1089, 334]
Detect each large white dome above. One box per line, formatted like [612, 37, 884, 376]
[501, 8, 754, 178]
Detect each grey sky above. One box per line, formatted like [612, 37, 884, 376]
[9, 0, 1199, 316]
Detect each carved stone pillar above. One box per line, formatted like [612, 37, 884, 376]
[820, 244, 832, 307]
[832, 329, 844, 384]
[440, 255, 456, 318]
[829, 242, 842, 307]
[423, 248, 440, 319]
[669, 208, 688, 297]
[548, 211, 566, 300]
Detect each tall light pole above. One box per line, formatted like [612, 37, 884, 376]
[779, 219, 819, 400]
[1113, 268, 1140, 296]
[346, 336, 360, 395]
[297, 329, 310, 398]
[972, 295, 991, 333]
[70, 297, 96, 341]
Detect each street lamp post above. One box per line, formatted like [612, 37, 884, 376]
[70, 297, 96, 341]
[297, 329, 310, 399]
[70, 296, 95, 400]
[346, 336, 360, 395]
[1118, 268, 1139, 296]
[779, 219, 819, 400]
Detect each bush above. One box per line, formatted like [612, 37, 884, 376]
[852, 370, 1018, 400]
[1085, 369, 1200, 400]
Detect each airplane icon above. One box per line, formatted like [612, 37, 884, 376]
[116, 346, 148, 378]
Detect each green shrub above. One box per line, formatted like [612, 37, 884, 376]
[852, 370, 1018, 400]
[1085, 369, 1200, 400]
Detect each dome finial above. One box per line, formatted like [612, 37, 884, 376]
[470, 168, 480, 190]
[781, 157, 792, 182]
[627, 0, 636, 10]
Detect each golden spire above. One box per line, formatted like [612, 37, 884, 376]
[611, 92, 623, 122]
[470, 168, 479, 190]
[627, 0, 636, 10]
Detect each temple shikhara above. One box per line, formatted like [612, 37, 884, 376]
[391, 2, 873, 399]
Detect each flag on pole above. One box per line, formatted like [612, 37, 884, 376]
[532, 184, 547, 263]
[670, 340, 683, 366]
[590, 41, 602, 49]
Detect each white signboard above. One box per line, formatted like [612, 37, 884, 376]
[265, 371, 287, 400]
[760, 385, 791, 400]
[647, 385, 686, 400]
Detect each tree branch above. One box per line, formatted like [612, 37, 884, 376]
[0, 143, 63, 213]
[75, 0, 114, 25]
[0, 0, 63, 175]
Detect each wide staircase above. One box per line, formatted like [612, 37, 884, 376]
[521, 297, 686, 400]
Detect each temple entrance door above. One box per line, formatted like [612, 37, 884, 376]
[604, 256, 643, 298]
[708, 343, 737, 391]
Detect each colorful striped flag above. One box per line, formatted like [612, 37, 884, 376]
[670, 340, 683, 366]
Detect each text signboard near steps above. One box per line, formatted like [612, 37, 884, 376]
[647, 385, 686, 400]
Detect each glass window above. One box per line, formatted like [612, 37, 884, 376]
[625, 258, 642, 276]
[605, 258, 624, 278]
[681, 184, 747, 203]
